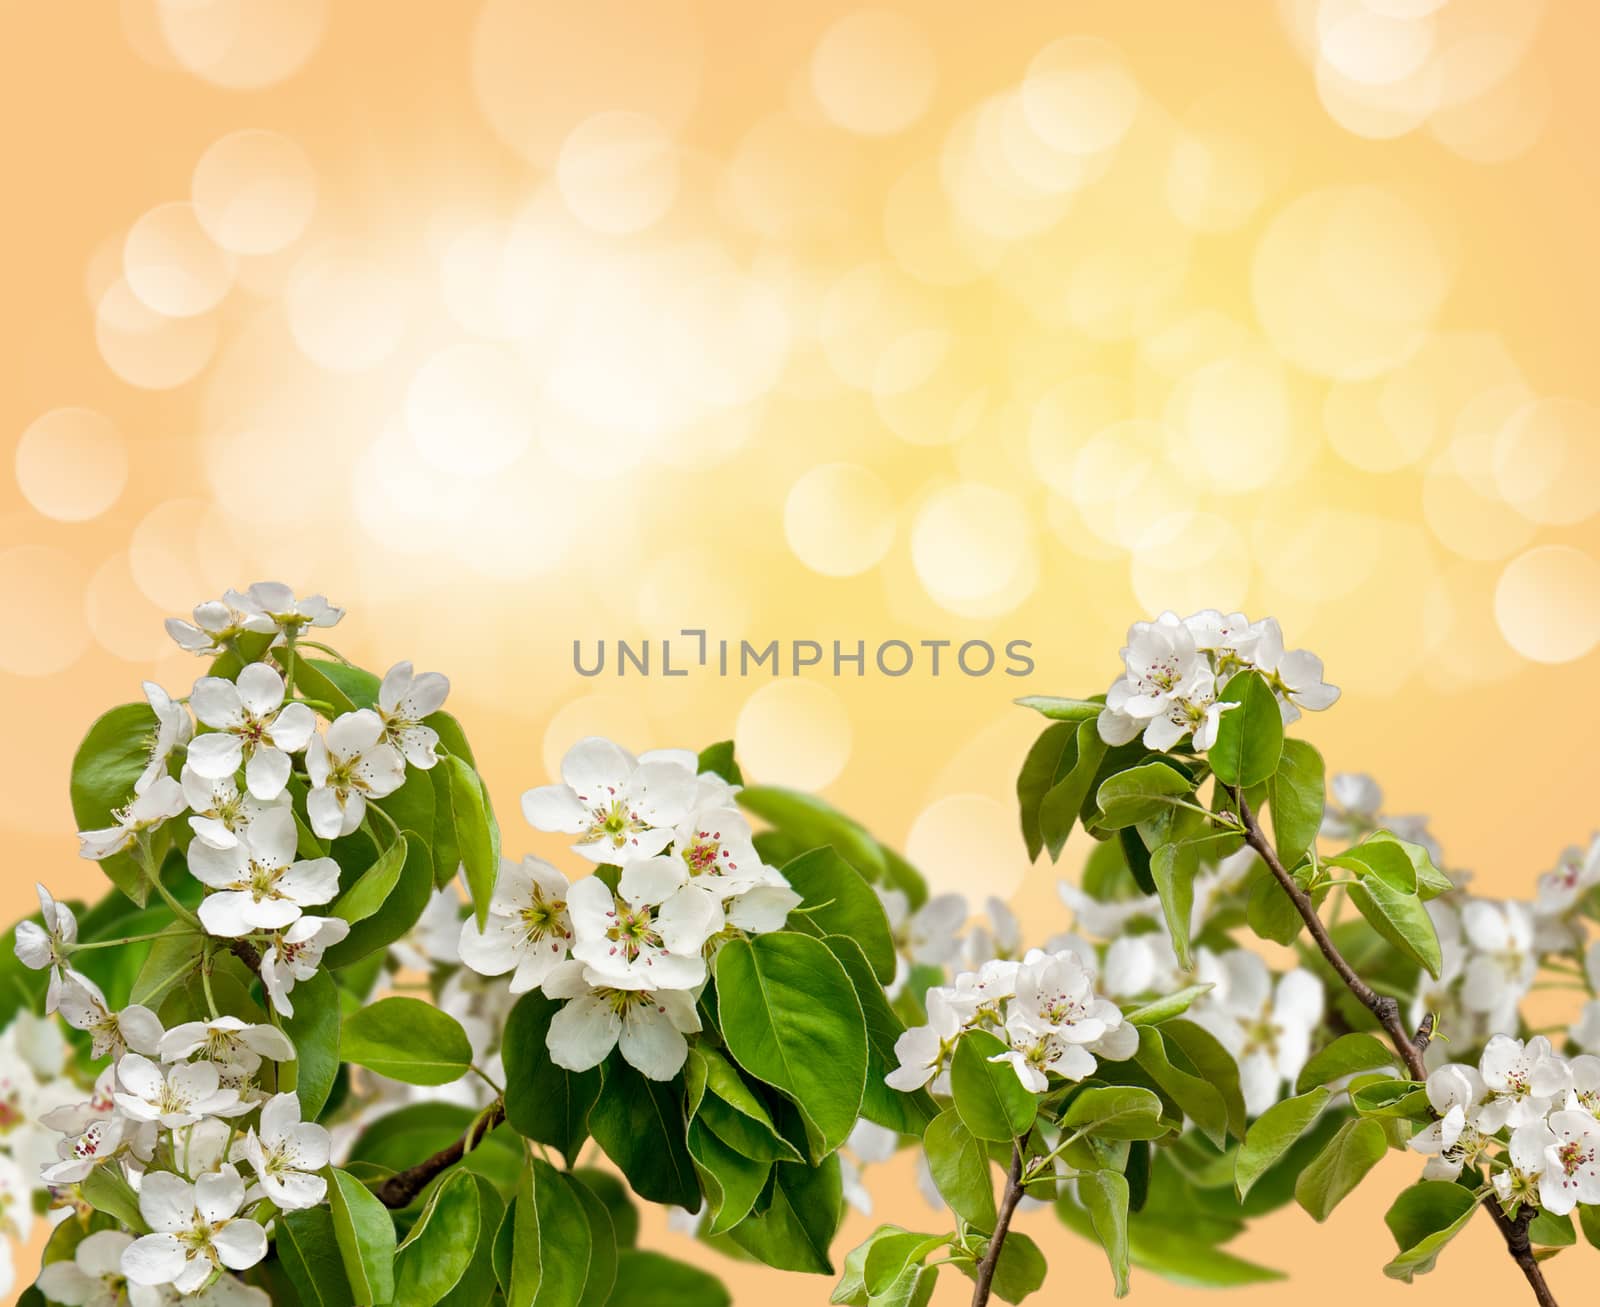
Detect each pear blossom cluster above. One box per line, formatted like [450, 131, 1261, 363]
[1097, 609, 1340, 752]
[67, 583, 453, 1018]
[1411, 1035, 1600, 1218]
[457, 737, 802, 1082]
[886, 946, 1137, 1096]
[17, 930, 331, 1296]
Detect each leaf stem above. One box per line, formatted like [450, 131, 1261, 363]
[1230, 788, 1560, 1307]
[969, 1143, 1025, 1307]
[373, 1098, 506, 1209]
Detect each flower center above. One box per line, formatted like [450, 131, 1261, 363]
[604, 904, 662, 963]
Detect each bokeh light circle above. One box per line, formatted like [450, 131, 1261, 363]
[95, 278, 218, 389]
[1020, 36, 1140, 156]
[406, 343, 534, 476]
[124, 201, 235, 317]
[810, 9, 937, 136]
[1491, 396, 1600, 526]
[191, 129, 317, 255]
[1131, 512, 1251, 615]
[86, 552, 175, 662]
[286, 248, 409, 372]
[784, 463, 897, 577]
[906, 794, 1027, 899]
[736, 680, 852, 791]
[557, 112, 679, 235]
[155, 0, 326, 90]
[0, 547, 91, 676]
[128, 499, 242, 611]
[1494, 546, 1600, 664]
[15, 409, 129, 522]
[542, 695, 654, 784]
[910, 483, 1036, 613]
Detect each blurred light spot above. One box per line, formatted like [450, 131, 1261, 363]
[449, 460, 581, 583]
[95, 278, 217, 389]
[124, 201, 235, 317]
[542, 695, 653, 784]
[723, 112, 864, 239]
[557, 112, 679, 235]
[0, 546, 90, 677]
[351, 423, 472, 555]
[1314, 57, 1439, 139]
[1420, 561, 1522, 693]
[1020, 36, 1140, 155]
[191, 129, 317, 255]
[911, 482, 1037, 615]
[1253, 186, 1448, 379]
[940, 98, 1076, 241]
[819, 262, 934, 391]
[439, 222, 517, 340]
[871, 329, 989, 447]
[1132, 512, 1250, 616]
[1491, 397, 1600, 527]
[1495, 545, 1600, 664]
[1166, 104, 1268, 233]
[1430, 61, 1550, 163]
[736, 680, 852, 791]
[286, 248, 408, 371]
[86, 552, 173, 662]
[472, 0, 702, 167]
[407, 343, 534, 476]
[883, 160, 997, 287]
[1317, 0, 1436, 86]
[1447, 381, 1537, 497]
[15, 409, 128, 522]
[1323, 373, 1437, 472]
[1254, 506, 1383, 602]
[1169, 353, 1290, 490]
[128, 499, 241, 611]
[810, 9, 936, 136]
[1070, 420, 1188, 549]
[1028, 374, 1129, 497]
[784, 463, 896, 577]
[637, 547, 751, 636]
[1421, 455, 1535, 561]
[155, 0, 326, 90]
[906, 794, 1026, 899]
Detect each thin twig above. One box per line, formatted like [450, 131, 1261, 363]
[1232, 790, 1559, 1307]
[970, 1144, 1025, 1307]
[373, 1100, 506, 1209]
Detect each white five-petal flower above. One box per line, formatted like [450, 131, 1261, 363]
[121, 1166, 267, 1293]
[14, 884, 89, 1013]
[188, 808, 340, 938]
[187, 664, 316, 801]
[522, 737, 697, 863]
[259, 915, 350, 1017]
[458, 856, 574, 994]
[236, 1092, 331, 1210]
[304, 709, 407, 839]
[543, 960, 702, 1081]
[376, 661, 450, 769]
[112, 1054, 240, 1128]
[77, 777, 187, 861]
[57, 974, 164, 1060]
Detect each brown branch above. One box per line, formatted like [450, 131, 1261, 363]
[374, 1100, 506, 1209]
[970, 1144, 1025, 1307]
[1233, 790, 1559, 1307]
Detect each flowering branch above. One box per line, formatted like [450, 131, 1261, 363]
[1233, 789, 1561, 1307]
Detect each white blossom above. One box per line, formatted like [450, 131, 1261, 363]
[113, 1055, 240, 1128]
[37, 1229, 160, 1307]
[1248, 617, 1340, 722]
[457, 856, 573, 993]
[159, 1017, 296, 1074]
[885, 989, 964, 1093]
[259, 915, 350, 1017]
[235, 1093, 330, 1210]
[305, 709, 407, 839]
[182, 767, 286, 851]
[138, 682, 192, 795]
[14, 884, 90, 1013]
[121, 1166, 267, 1293]
[57, 974, 164, 1060]
[1534, 834, 1600, 919]
[376, 661, 450, 769]
[543, 960, 701, 1080]
[189, 808, 340, 937]
[164, 597, 275, 657]
[1477, 1034, 1570, 1131]
[227, 582, 343, 640]
[522, 737, 697, 863]
[567, 864, 719, 991]
[187, 664, 315, 801]
[1192, 949, 1323, 1116]
[1408, 1063, 1491, 1180]
[77, 777, 187, 861]
[1460, 901, 1536, 1030]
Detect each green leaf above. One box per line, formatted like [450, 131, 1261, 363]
[438, 1177, 507, 1307]
[80, 1164, 148, 1233]
[738, 786, 889, 885]
[1382, 1180, 1479, 1281]
[496, 1157, 594, 1307]
[501, 991, 602, 1166]
[1295, 1117, 1387, 1221]
[1209, 671, 1283, 788]
[1078, 1169, 1131, 1297]
[128, 925, 205, 1009]
[714, 932, 868, 1160]
[923, 1109, 997, 1233]
[607, 1251, 730, 1307]
[1057, 1196, 1285, 1288]
[282, 968, 341, 1119]
[341, 997, 472, 1086]
[861, 1231, 947, 1297]
[1132, 1027, 1227, 1149]
[323, 831, 435, 970]
[278, 1207, 356, 1307]
[1122, 984, 1213, 1027]
[869, 1265, 938, 1307]
[332, 835, 409, 926]
[1094, 762, 1195, 830]
[783, 849, 896, 984]
[1015, 696, 1105, 721]
[1345, 872, 1442, 978]
[282, 654, 362, 716]
[1366, 830, 1453, 899]
[728, 1155, 843, 1274]
[1296, 1033, 1400, 1094]
[1235, 1088, 1330, 1200]
[394, 1170, 480, 1307]
[587, 1060, 700, 1210]
[1528, 1209, 1575, 1247]
[1581, 1202, 1600, 1250]
[70, 702, 161, 904]
[1017, 722, 1078, 862]
[1161, 1019, 1245, 1142]
[960, 1230, 1047, 1304]
[821, 933, 936, 1134]
[1150, 840, 1199, 969]
[1246, 872, 1304, 946]
[572, 1167, 638, 1248]
[1266, 739, 1324, 870]
[688, 1118, 770, 1235]
[1350, 1078, 1429, 1121]
[687, 1046, 802, 1164]
[1061, 1087, 1168, 1141]
[1038, 719, 1108, 860]
[328, 1168, 397, 1306]
[834, 1226, 907, 1306]
[1329, 840, 1419, 894]
[697, 740, 743, 786]
[950, 1030, 1038, 1142]
[445, 755, 500, 929]
[568, 1173, 619, 1307]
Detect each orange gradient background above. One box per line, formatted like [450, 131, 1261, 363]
[3, 1, 1600, 1302]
